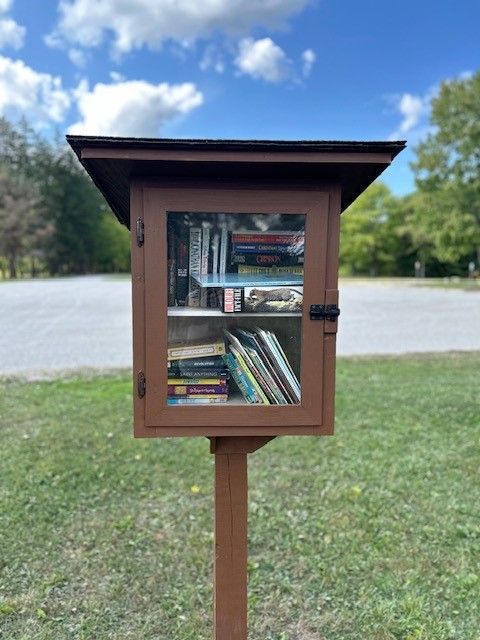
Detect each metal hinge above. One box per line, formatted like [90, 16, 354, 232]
[136, 217, 144, 247]
[137, 371, 146, 398]
[310, 304, 341, 322]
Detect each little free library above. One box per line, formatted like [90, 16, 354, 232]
[67, 135, 405, 639]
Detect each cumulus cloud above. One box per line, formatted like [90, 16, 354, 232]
[301, 48, 315, 77]
[68, 78, 204, 136]
[0, 0, 25, 50]
[235, 37, 292, 83]
[0, 55, 70, 125]
[48, 0, 310, 54]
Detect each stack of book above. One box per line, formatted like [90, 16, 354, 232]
[231, 231, 304, 268]
[223, 328, 301, 405]
[167, 339, 230, 405]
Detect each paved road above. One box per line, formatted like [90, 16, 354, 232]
[1, 276, 479, 375]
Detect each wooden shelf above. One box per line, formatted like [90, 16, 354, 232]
[168, 307, 302, 318]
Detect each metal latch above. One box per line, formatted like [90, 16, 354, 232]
[136, 218, 144, 247]
[137, 371, 146, 398]
[310, 304, 340, 322]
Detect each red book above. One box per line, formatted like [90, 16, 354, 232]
[231, 233, 303, 245]
[167, 384, 229, 395]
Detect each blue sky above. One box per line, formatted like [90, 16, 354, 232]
[1, 0, 479, 195]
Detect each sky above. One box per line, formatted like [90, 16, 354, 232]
[0, 0, 479, 195]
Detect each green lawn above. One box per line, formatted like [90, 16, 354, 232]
[1, 354, 479, 640]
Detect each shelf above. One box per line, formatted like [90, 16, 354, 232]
[191, 273, 303, 288]
[168, 307, 302, 317]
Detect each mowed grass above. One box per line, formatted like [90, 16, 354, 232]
[0, 354, 479, 640]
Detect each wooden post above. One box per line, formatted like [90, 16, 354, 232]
[211, 436, 273, 640]
[214, 450, 248, 640]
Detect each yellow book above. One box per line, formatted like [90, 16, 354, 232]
[167, 340, 226, 361]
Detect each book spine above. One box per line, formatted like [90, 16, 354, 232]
[167, 367, 229, 378]
[168, 385, 229, 395]
[168, 341, 226, 361]
[237, 265, 304, 275]
[176, 231, 189, 306]
[167, 223, 176, 306]
[188, 227, 202, 307]
[223, 287, 244, 313]
[167, 355, 226, 369]
[167, 378, 228, 385]
[219, 228, 228, 275]
[222, 353, 258, 403]
[232, 254, 304, 266]
[231, 233, 304, 244]
[200, 226, 210, 307]
[232, 243, 304, 254]
[167, 397, 228, 405]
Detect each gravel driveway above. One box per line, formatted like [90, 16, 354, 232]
[1, 276, 479, 376]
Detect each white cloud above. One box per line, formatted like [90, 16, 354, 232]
[235, 37, 292, 83]
[0, 0, 25, 50]
[0, 55, 70, 125]
[48, 0, 310, 54]
[301, 48, 315, 77]
[68, 47, 87, 67]
[393, 93, 425, 136]
[68, 78, 203, 136]
[0, 18, 24, 49]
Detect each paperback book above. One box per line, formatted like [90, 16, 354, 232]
[223, 286, 303, 313]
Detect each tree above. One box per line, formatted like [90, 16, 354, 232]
[0, 169, 37, 278]
[412, 71, 480, 266]
[340, 182, 403, 276]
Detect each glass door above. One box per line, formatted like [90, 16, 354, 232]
[143, 187, 329, 430]
[166, 211, 304, 407]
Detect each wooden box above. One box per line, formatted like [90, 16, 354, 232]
[67, 137, 405, 438]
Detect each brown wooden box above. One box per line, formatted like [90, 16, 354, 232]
[67, 137, 405, 438]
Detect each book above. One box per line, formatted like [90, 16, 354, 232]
[200, 226, 210, 306]
[235, 329, 288, 404]
[237, 265, 304, 276]
[223, 286, 303, 313]
[255, 328, 300, 403]
[232, 243, 304, 255]
[167, 355, 226, 370]
[167, 377, 228, 385]
[188, 227, 202, 306]
[232, 253, 304, 266]
[231, 231, 304, 245]
[167, 367, 230, 379]
[168, 385, 228, 395]
[222, 352, 259, 404]
[175, 227, 189, 306]
[219, 228, 229, 275]
[167, 339, 226, 361]
[167, 397, 228, 405]
[167, 223, 176, 306]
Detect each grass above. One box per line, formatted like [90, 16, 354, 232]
[0, 353, 479, 640]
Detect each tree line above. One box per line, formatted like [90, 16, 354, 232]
[0, 118, 130, 279]
[341, 70, 480, 277]
[0, 70, 479, 279]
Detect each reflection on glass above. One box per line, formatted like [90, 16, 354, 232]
[166, 212, 305, 406]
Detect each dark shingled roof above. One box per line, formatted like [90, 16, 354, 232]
[67, 136, 406, 227]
